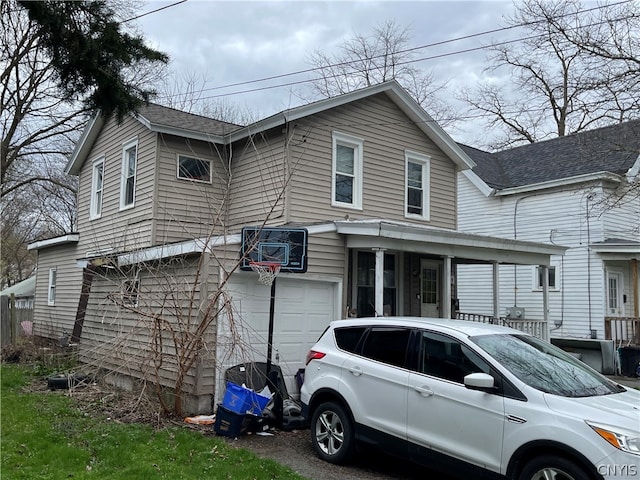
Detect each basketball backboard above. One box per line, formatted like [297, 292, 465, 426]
[240, 227, 308, 273]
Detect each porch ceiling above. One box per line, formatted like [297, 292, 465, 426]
[335, 220, 567, 266]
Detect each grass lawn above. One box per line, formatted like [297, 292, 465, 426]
[1, 363, 308, 480]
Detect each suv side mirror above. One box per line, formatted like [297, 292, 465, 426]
[464, 373, 496, 392]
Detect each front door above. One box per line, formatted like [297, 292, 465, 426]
[420, 260, 440, 317]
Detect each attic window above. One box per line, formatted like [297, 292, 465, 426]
[177, 155, 212, 183]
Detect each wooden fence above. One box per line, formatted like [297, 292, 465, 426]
[1, 295, 34, 347]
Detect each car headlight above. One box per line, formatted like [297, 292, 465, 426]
[587, 421, 640, 456]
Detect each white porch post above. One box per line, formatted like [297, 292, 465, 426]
[542, 265, 550, 340]
[443, 256, 452, 319]
[493, 262, 500, 321]
[374, 248, 385, 316]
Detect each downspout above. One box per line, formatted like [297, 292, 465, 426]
[513, 195, 536, 305]
[586, 193, 594, 337]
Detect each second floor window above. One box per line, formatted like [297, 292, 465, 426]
[177, 155, 211, 183]
[332, 132, 363, 209]
[120, 139, 138, 209]
[90, 158, 104, 219]
[405, 151, 430, 220]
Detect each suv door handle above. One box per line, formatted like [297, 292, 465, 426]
[414, 385, 434, 397]
[348, 366, 363, 376]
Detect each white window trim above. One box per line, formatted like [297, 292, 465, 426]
[331, 131, 363, 210]
[532, 264, 560, 292]
[606, 268, 625, 316]
[90, 156, 105, 220]
[120, 138, 138, 210]
[176, 154, 212, 183]
[404, 150, 431, 221]
[48, 268, 57, 306]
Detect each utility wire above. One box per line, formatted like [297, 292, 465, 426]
[121, 0, 188, 23]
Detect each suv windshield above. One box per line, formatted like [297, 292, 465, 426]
[471, 334, 623, 397]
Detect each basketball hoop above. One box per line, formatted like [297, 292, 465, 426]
[249, 261, 281, 286]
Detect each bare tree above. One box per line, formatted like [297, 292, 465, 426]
[458, 0, 640, 150]
[0, 195, 40, 288]
[1, 0, 168, 288]
[2, 0, 168, 196]
[305, 20, 455, 126]
[157, 70, 258, 125]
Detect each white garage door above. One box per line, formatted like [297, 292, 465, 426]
[217, 273, 339, 398]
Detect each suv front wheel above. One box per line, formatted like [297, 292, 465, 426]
[310, 401, 354, 464]
[518, 455, 592, 480]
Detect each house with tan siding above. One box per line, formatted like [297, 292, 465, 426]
[29, 81, 565, 413]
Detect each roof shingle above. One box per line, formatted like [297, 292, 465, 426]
[462, 120, 640, 189]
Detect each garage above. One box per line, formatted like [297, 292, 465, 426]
[216, 272, 340, 399]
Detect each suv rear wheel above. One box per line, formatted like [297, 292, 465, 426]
[310, 401, 354, 464]
[518, 455, 591, 480]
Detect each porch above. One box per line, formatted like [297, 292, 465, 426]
[456, 312, 549, 341]
[605, 316, 640, 346]
[336, 220, 567, 335]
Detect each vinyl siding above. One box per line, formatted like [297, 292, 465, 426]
[154, 134, 230, 244]
[76, 116, 157, 255]
[226, 132, 287, 229]
[601, 184, 640, 241]
[457, 173, 615, 339]
[32, 243, 83, 340]
[79, 255, 213, 410]
[286, 94, 457, 228]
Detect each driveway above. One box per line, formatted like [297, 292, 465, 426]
[222, 427, 457, 480]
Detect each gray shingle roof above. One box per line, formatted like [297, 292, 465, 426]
[137, 103, 244, 137]
[461, 120, 640, 189]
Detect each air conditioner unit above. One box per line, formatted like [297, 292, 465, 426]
[506, 306, 525, 319]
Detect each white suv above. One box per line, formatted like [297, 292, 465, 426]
[300, 317, 640, 480]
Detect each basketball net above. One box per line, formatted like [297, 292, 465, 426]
[249, 261, 281, 286]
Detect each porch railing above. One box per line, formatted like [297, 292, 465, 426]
[456, 312, 549, 341]
[604, 317, 640, 346]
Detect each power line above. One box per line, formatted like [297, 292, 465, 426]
[122, 0, 188, 23]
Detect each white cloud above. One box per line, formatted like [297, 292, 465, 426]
[138, 0, 518, 142]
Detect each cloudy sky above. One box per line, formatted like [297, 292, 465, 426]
[134, 1, 523, 144]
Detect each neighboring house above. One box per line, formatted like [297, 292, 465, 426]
[0, 276, 36, 309]
[0, 276, 35, 343]
[457, 120, 640, 353]
[28, 81, 565, 413]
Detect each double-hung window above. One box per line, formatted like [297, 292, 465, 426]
[332, 132, 363, 209]
[533, 264, 559, 291]
[90, 157, 104, 219]
[48, 268, 57, 306]
[405, 150, 430, 220]
[120, 139, 138, 209]
[177, 155, 211, 183]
